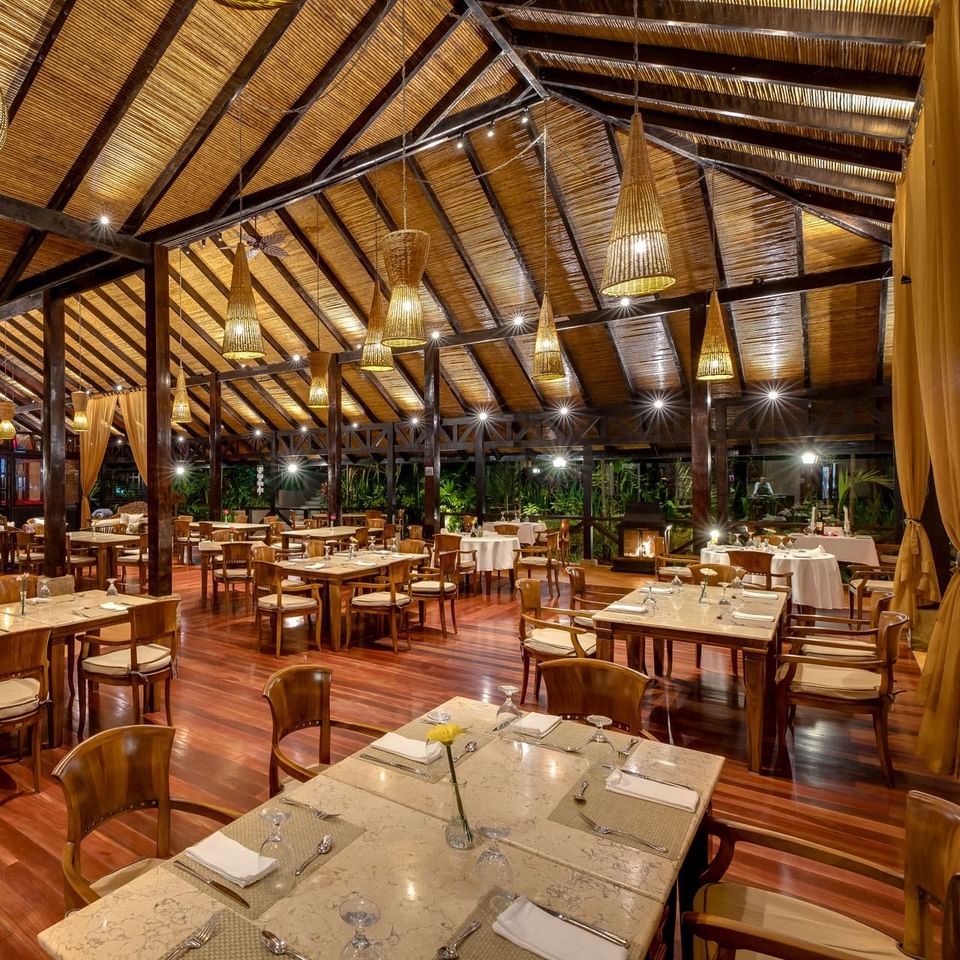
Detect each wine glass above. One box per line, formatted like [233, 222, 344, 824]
[669, 574, 683, 594]
[38, 577, 51, 601]
[729, 576, 744, 619]
[258, 807, 295, 898]
[338, 895, 383, 959]
[476, 825, 513, 896]
[105, 578, 118, 597]
[495, 684, 521, 727]
[584, 715, 617, 770]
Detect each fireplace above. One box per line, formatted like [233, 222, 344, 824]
[613, 502, 668, 573]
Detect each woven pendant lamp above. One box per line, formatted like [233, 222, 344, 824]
[171, 369, 192, 423]
[602, 113, 675, 297]
[382, 229, 430, 348]
[307, 351, 330, 408]
[71, 391, 89, 432]
[533, 292, 564, 381]
[0, 401, 15, 440]
[223, 241, 264, 360]
[696, 290, 735, 381]
[361, 285, 393, 372]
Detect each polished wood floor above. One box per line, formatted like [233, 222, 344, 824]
[0, 563, 956, 958]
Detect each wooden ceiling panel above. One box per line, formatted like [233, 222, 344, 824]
[21, 232, 92, 279]
[609, 313, 682, 392]
[447, 56, 519, 117]
[802, 209, 883, 270]
[0, 2, 51, 108]
[0, 223, 35, 281]
[806, 282, 881, 388]
[882, 275, 894, 381]
[731, 295, 805, 385]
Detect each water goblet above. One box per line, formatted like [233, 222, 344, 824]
[669, 574, 683, 594]
[476, 825, 513, 898]
[258, 806, 295, 898]
[338, 895, 383, 959]
[584, 714, 618, 770]
[105, 578, 118, 597]
[38, 577, 51, 601]
[495, 684, 521, 727]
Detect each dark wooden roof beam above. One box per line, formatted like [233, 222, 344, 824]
[463, 0, 549, 98]
[794, 207, 811, 390]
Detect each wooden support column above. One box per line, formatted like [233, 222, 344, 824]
[475, 421, 485, 523]
[424, 342, 441, 537]
[328, 356, 342, 523]
[145, 244, 172, 596]
[714, 398, 729, 526]
[690, 295, 711, 547]
[208, 373, 222, 520]
[582, 444, 594, 561]
[42, 290, 66, 577]
[386, 421, 396, 523]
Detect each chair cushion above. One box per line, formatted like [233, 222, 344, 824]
[214, 569, 252, 581]
[848, 578, 893, 593]
[779, 662, 881, 700]
[692, 881, 904, 960]
[258, 594, 316, 612]
[0, 677, 40, 720]
[658, 566, 692, 578]
[572, 612, 596, 629]
[118, 553, 147, 564]
[352, 591, 411, 607]
[799, 639, 875, 659]
[518, 556, 551, 567]
[526, 627, 597, 657]
[83, 644, 172, 677]
[91, 858, 165, 897]
[410, 580, 457, 594]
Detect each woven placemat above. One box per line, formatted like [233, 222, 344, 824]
[452, 890, 642, 960]
[167, 909, 267, 960]
[501, 719, 637, 757]
[361, 719, 494, 782]
[164, 804, 364, 919]
[547, 768, 692, 860]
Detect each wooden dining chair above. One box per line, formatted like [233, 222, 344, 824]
[776, 610, 910, 785]
[514, 531, 562, 597]
[654, 535, 697, 582]
[408, 524, 424, 541]
[565, 565, 628, 631]
[495, 523, 520, 535]
[540, 658, 654, 736]
[345, 561, 412, 655]
[847, 563, 897, 618]
[0, 573, 35, 603]
[433, 532, 478, 593]
[725, 549, 793, 592]
[253, 560, 321, 657]
[261, 664, 387, 796]
[173, 519, 193, 565]
[687, 563, 747, 676]
[15, 531, 43, 575]
[351, 527, 370, 549]
[52, 725, 241, 911]
[213, 541, 254, 614]
[409, 549, 459, 639]
[116, 532, 149, 594]
[685, 790, 960, 960]
[516, 578, 597, 705]
[788, 591, 895, 660]
[78, 597, 180, 738]
[0, 627, 50, 793]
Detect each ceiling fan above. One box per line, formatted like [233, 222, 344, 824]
[243, 230, 289, 260]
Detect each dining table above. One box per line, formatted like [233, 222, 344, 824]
[700, 545, 845, 609]
[66, 531, 141, 590]
[789, 533, 879, 567]
[279, 526, 358, 550]
[481, 520, 547, 546]
[458, 533, 522, 594]
[592, 584, 787, 774]
[193, 521, 271, 539]
[38, 695, 723, 960]
[0, 589, 155, 746]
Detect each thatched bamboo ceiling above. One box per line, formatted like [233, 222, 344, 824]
[0, 0, 923, 438]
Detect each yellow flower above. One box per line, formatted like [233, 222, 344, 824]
[426, 722, 464, 746]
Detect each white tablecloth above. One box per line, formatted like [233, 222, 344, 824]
[790, 534, 879, 567]
[701, 547, 845, 610]
[459, 534, 521, 572]
[481, 521, 546, 546]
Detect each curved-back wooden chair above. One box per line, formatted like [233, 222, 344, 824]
[253, 561, 321, 657]
[725, 549, 793, 592]
[213, 541, 254, 614]
[687, 563, 746, 675]
[410, 549, 459, 639]
[345, 561, 412, 654]
[262, 664, 388, 796]
[514, 531, 562, 597]
[0, 627, 50, 792]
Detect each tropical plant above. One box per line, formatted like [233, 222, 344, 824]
[836, 467, 894, 506]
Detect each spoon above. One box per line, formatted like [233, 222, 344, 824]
[453, 740, 478, 763]
[260, 931, 311, 960]
[436, 919, 481, 959]
[573, 779, 589, 803]
[293, 834, 333, 876]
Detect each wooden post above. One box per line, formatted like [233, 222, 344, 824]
[145, 244, 173, 596]
[386, 421, 396, 522]
[714, 398, 728, 526]
[582, 444, 593, 560]
[424, 342, 441, 537]
[208, 373, 222, 521]
[690, 295, 711, 547]
[269, 431, 277, 513]
[328, 356, 342, 523]
[42, 290, 66, 577]
[475, 421, 485, 523]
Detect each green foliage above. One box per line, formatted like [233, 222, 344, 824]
[173, 469, 210, 519]
[837, 467, 894, 505]
[440, 471, 476, 516]
[222, 464, 270, 510]
[342, 464, 386, 509]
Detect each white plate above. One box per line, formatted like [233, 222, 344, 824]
[423, 710, 452, 725]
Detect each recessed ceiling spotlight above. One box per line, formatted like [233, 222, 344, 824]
[652, 398, 665, 410]
[98, 214, 110, 227]
[620, 296, 630, 307]
[486, 123, 495, 138]
[766, 389, 781, 401]
[558, 405, 570, 416]
[411, 416, 420, 426]
[254, 428, 262, 437]
[292, 353, 301, 362]
[431, 330, 441, 340]
[175, 464, 186, 476]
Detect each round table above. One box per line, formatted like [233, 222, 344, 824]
[701, 546, 845, 609]
[459, 534, 521, 572]
[790, 534, 879, 567]
[481, 521, 546, 546]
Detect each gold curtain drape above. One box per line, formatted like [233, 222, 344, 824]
[905, 0, 960, 775]
[79, 394, 117, 527]
[118, 390, 148, 485]
[891, 183, 940, 627]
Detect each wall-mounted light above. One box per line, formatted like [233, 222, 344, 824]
[286, 462, 299, 474]
[801, 450, 818, 465]
[552, 456, 567, 469]
[175, 464, 186, 476]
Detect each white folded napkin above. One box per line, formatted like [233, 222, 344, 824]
[306, 563, 326, 569]
[185, 832, 276, 887]
[732, 610, 776, 622]
[511, 713, 561, 738]
[370, 732, 442, 763]
[99, 601, 126, 611]
[493, 896, 627, 960]
[607, 602, 649, 613]
[605, 768, 698, 812]
[742, 589, 778, 600]
[816, 545, 826, 555]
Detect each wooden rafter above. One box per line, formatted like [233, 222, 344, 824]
[0, 0, 200, 297]
[795, 207, 811, 390]
[463, 0, 549, 98]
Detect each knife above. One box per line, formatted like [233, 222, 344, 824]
[358, 753, 430, 778]
[531, 901, 629, 948]
[173, 860, 250, 908]
[618, 767, 695, 792]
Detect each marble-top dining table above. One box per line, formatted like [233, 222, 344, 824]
[38, 696, 723, 960]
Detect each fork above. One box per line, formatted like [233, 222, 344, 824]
[162, 912, 222, 960]
[578, 811, 668, 854]
[280, 797, 340, 819]
[617, 737, 640, 760]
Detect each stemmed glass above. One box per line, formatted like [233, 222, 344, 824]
[105, 578, 118, 597]
[495, 684, 521, 728]
[584, 715, 617, 769]
[476, 825, 513, 898]
[258, 806, 295, 898]
[37, 577, 51, 601]
[729, 576, 744, 618]
[338, 895, 383, 959]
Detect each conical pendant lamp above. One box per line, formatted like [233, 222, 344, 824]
[0, 401, 15, 440]
[171, 251, 193, 424]
[223, 241, 264, 360]
[361, 285, 393, 371]
[307, 351, 330, 408]
[533, 291, 564, 381]
[382, 229, 429, 348]
[696, 290, 735, 381]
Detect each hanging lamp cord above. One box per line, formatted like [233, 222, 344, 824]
[542, 123, 548, 300]
[633, 0, 639, 115]
[77, 294, 84, 392]
[400, 0, 408, 230]
[177, 249, 185, 375]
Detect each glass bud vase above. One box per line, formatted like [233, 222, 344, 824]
[445, 781, 474, 850]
